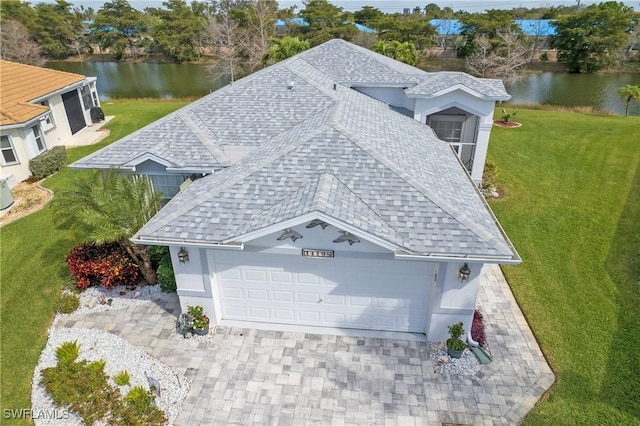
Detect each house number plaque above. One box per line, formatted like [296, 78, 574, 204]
[301, 249, 334, 258]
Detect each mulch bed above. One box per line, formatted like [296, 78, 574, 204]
[493, 120, 522, 128]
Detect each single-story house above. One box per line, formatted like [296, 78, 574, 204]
[72, 39, 520, 341]
[0, 60, 101, 184]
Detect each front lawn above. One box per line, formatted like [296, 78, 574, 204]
[488, 109, 640, 424]
[0, 100, 187, 424]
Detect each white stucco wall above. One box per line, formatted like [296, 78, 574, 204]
[170, 246, 218, 322]
[426, 261, 484, 341]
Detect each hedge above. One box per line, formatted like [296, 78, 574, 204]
[29, 145, 67, 180]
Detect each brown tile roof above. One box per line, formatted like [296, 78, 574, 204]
[0, 60, 86, 126]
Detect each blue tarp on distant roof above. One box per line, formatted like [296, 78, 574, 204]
[429, 19, 556, 36]
[276, 18, 376, 33]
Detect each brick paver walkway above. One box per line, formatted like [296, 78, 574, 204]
[54, 264, 554, 425]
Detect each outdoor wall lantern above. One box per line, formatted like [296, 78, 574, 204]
[458, 263, 471, 282]
[178, 247, 189, 264]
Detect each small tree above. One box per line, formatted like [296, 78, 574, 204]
[53, 169, 162, 285]
[262, 36, 310, 64]
[618, 85, 640, 117]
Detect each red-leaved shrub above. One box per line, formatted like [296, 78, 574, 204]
[66, 242, 139, 289]
[471, 309, 487, 347]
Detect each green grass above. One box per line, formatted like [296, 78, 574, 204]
[0, 100, 187, 424]
[487, 109, 640, 424]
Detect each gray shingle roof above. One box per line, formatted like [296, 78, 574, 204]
[133, 78, 516, 259]
[74, 39, 518, 260]
[405, 71, 511, 100]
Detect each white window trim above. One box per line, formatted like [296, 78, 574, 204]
[0, 134, 20, 165]
[31, 125, 47, 155]
[39, 101, 56, 132]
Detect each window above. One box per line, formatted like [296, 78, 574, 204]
[1, 135, 19, 165]
[31, 125, 46, 153]
[81, 85, 93, 110]
[39, 101, 55, 131]
[428, 114, 475, 171]
[147, 174, 189, 199]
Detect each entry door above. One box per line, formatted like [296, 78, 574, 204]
[62, 90, 86, 134]
[212, 251, 432, 333]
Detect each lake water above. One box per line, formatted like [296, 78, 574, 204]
[47, 61, 640, 116]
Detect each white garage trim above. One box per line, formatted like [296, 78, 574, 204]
[210, 251, 433, 333]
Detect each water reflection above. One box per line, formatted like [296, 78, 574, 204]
[47, 61, 639, 116]
[506, 72, 640, 115]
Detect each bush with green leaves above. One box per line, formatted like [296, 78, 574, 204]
[157, 253, 176, 293]
[114, 370, 131, 386]
[56, 293, 80, 313]
[29, 146, 67, 180]
[41, 341, 167, 426]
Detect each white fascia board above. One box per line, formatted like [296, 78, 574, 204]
[394, 251, 521, 264]
[0, 111, 50, 130]
[130, 235, 244, 250]
[29, 79, 91, 103]
[406, 85, 492, 101]
[68, 163, 136, 171]
[165, 167, 216, 174]
[126, 152, 174, 168]
[229, 211, 404, 253]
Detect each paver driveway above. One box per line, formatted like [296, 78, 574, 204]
[54, 264, 554, 425]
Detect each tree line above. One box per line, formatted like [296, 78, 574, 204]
[0, 0, 638, 80]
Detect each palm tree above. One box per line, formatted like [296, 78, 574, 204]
[52, 169, 162, 284]
[618, 84, 640, 117]
[262, 36, 310, 64]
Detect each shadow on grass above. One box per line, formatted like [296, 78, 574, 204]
[603, 160, 640, 420]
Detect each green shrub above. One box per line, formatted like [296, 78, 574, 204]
[55, 341, 79, 365]
[41, 342, 167, 426]
[56, 293, 80, 314]
[113, 386, 166, 426]
[482, 160, 500, 190]
[29, 145, 67, 180]
[149, 246, 169, 269]
[114, 370, 131, 386]
[540, 52, 549, 62]
[157, 253, 176, 293]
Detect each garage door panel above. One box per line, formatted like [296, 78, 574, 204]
[246, 289, 269, 301]
[298, 310, 321, 322]
[271, 271, 293, 283]
[213, 252, 431, 333]
[298, 292, 321, 303]
[274, 309, 295, 320]
[272, 291, 294, 302]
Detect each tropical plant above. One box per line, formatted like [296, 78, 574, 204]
[371, 40, 418, 65]
[618, 84, 640, 117]
[52, 169, 162, 285]
[187, 305, 209, 330]
[262, 36, 310, 64]
[501, 107, 518, 123]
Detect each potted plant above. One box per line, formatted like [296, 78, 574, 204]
[501, 107, 518, 123]
[447, 322, 467, 358]
[187, 305, 210, 335]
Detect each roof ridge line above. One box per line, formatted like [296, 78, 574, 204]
[312, 173, 406, 245]
[332, 121, 508, 253]
[177, 112, 231, 166]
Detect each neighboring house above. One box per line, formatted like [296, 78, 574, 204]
[72, 40, 520, 341]
[0, 60, 101, 183]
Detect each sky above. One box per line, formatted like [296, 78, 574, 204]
[50, 0, 639, 13]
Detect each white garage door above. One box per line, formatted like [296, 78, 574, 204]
[212, 251, 432, 333]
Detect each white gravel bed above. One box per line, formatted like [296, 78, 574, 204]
[62, 284, 166, 316]
[32, 328, 189, 426]
[431, 343, 481, 376]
